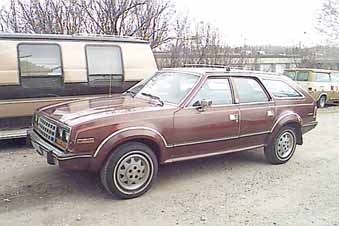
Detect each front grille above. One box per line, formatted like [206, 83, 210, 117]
[37, 116, 57, 143]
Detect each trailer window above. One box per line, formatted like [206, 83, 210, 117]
[86, 45, 123, 87]
[18, 44, 63, 88]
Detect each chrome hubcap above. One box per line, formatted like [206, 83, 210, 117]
[276, 131, 295, 159]
[320, 97, 326, 107]
[115, 153, 151, 191]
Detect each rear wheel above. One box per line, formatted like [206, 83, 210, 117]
[264, 126, 297, 164]
[100, 142, 158, 199]
[317, 95, 326, 108]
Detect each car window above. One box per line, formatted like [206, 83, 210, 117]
[190, 78, 233, 106]
[262, 79, 302, 98]
[296, 71, 309, 81]
[331, 72, 339, 82]
[233, 77, 269, 103]
[284, 71, 296, 80]
[135, 72, 199, 105]
[18, 44, 63, 88]
[315, 72, 331, 82]
[86, 45, 123, 87]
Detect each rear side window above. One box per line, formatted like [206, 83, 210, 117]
[18, 44, 63, 88]
[315, 72, 331, 82]
[331, 73, 339, 82]
[233, 77, 269, 103]
[86, 45, 123, 87]
[296, 71, 309, 81]
[190, 78, 233, 106]
[262, 79, 302, 98]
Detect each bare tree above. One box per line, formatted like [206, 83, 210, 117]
[128, 0, 173, 48]
[0, 0, 174, 49]
[0, 0, 22, 32]
[316, 0, 339, 43]
[79, 0, 174, 48]
[81, 0, 145, 35]
[0, 0, 88, 34]
[166, 15, 191, 66]
[155, 19, 228, 68]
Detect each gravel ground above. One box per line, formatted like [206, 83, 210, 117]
[0, 107, 338, 226]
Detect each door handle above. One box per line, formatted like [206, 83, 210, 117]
[267, 110, 274, 117]
[229, 114, 239, 122]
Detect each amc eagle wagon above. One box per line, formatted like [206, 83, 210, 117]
[30, 67, 318, 199]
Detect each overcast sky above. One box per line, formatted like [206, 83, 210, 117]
[173, 0, 325, 46]
[0, 0, 325, 47]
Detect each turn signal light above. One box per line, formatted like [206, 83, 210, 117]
[313, 105, 317, 118]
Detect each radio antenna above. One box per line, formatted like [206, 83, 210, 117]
[109, 74, 112, 97]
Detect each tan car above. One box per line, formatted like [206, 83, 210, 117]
[0, 33, 158, 140]
[284, 68, 339, 108]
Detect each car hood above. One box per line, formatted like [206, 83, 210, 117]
[40, 95, 172, 125]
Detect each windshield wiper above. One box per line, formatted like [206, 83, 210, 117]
[125, 90, 137, 97]
[141, 92, 164, 106]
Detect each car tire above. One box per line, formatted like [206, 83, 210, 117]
[317, 95, 326, 108]
[100, 142, 158, 199]
[264, 126, 297, 164]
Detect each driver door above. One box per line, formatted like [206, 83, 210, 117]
[171, 77, 240, 158]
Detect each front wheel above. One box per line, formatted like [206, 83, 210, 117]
[317, 95, 326, 108]
[264, 126, 297, 164]
[100, 142, 158, 199]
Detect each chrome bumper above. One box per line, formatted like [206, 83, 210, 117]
[29, 129, 92, 162]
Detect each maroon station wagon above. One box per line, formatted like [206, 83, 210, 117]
[29, 67, 318, 199]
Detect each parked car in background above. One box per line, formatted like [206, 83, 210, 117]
[0, 33, 157, 140]
[283, 68, 339, 108]
[30, 67, 318, 199]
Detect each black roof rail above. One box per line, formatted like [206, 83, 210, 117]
[183, 64, 231, 71]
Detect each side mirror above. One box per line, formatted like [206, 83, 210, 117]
[196, 99, 212, 111]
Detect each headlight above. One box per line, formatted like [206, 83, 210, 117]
[62, 128, 70, 143]
[55, 126, 71, 148]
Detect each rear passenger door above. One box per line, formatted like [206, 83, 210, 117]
[232, 77, 275, 146]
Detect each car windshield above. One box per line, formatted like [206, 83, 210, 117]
[130, 72, 200, 105]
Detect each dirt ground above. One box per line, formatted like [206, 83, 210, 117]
[0, 107, 338, 226]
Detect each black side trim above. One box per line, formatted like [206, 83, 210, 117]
[0, 81, 138, 100]
[0, 116, 32, 130]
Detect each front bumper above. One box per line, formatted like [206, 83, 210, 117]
[29, 129, 92, 170]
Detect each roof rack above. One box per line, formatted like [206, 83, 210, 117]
[183, 64, 231, 71]
[183, 64, 227, 68]
[0, 32, 149, 43]
[72, 33, 145, 41]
